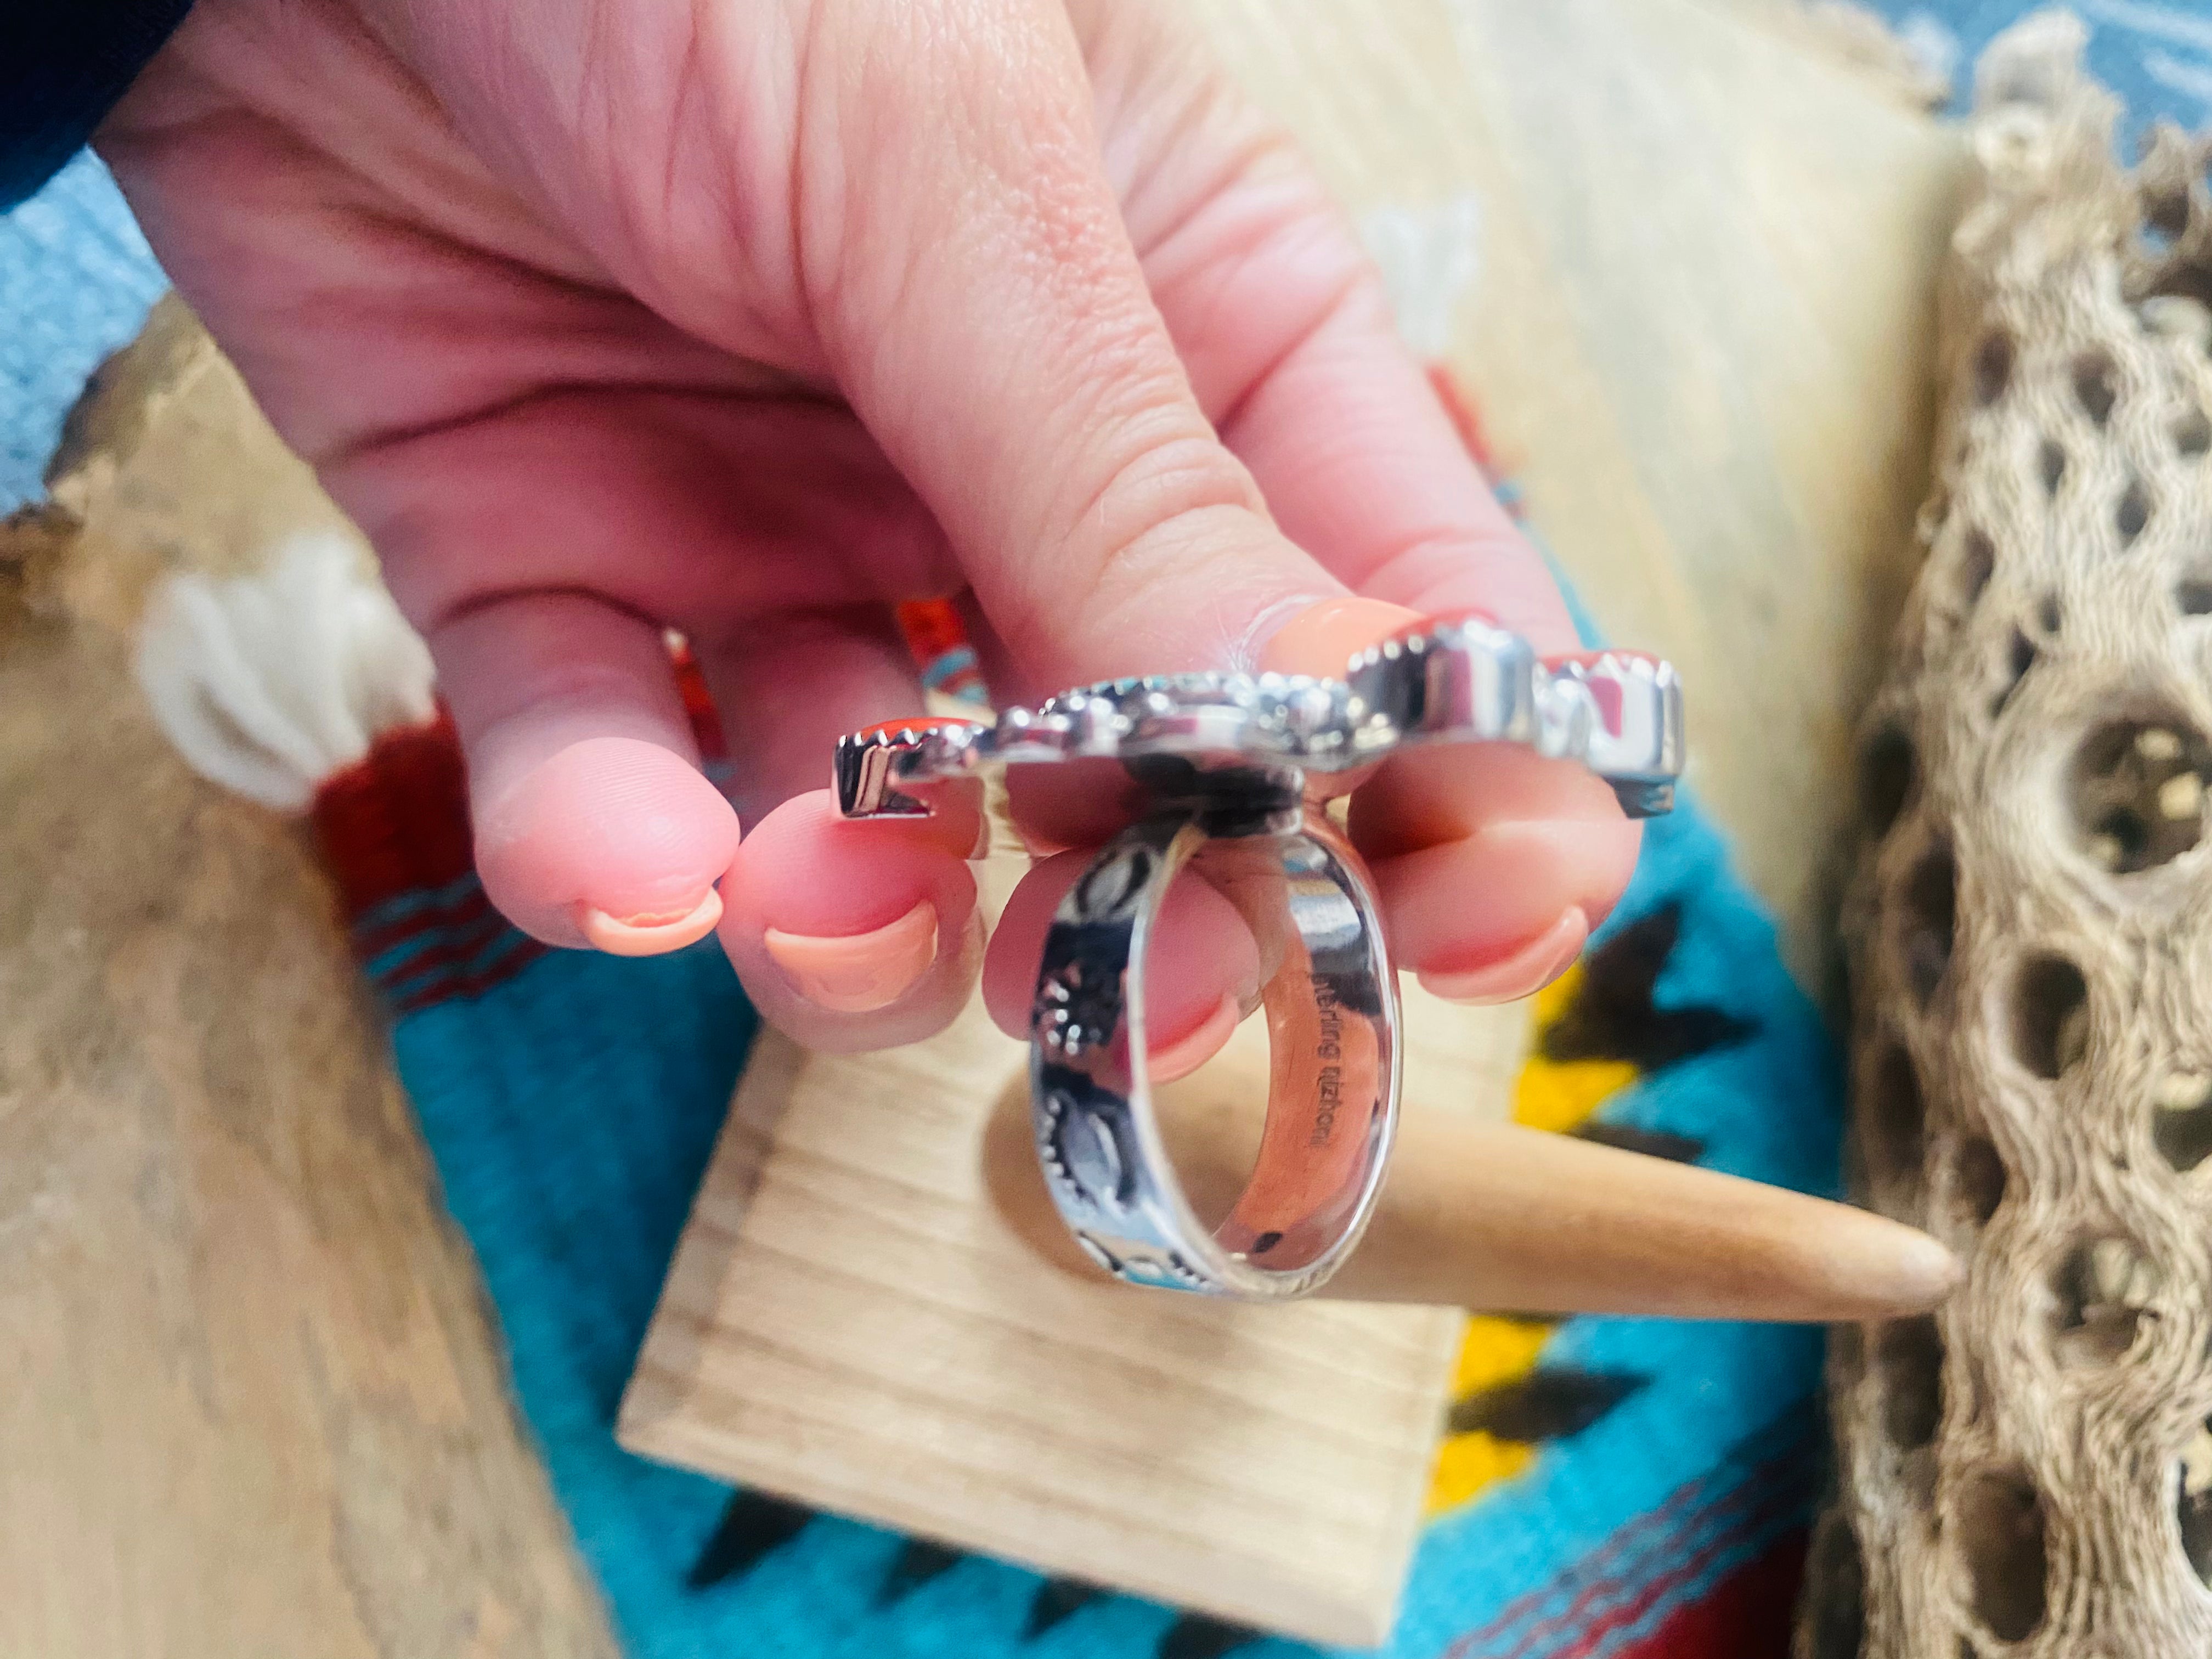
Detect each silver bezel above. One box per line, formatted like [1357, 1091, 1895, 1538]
[834, 620, 1685, 821]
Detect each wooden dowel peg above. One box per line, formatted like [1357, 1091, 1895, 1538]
[983, 1041, 1960, 1322]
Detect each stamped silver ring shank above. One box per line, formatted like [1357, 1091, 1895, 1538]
[1029, 804, 1401, 1299]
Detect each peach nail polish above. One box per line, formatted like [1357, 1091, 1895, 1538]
[1417, 907, 1589, 1006]
[1148, 994, 1240, 1084]
[763, 898, 939, 1013]
[575, 889, 724, 957]
[1260, 596, 1424, 678]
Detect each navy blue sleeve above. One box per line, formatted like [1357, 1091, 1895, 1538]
[2, 2, 198, 210]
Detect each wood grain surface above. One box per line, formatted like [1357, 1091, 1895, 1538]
[0, 308, 619, 1656]
[0, 608, 619, 1658]
[620, 840, 1518, 1648]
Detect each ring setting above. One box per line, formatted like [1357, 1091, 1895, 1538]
[832, 614, 1683, 1299]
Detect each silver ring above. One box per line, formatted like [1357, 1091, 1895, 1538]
[831, 616, 1684, 1298]
[1031, 805, 1398, 1296]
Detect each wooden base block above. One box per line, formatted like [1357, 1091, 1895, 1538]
[619, 837, 1525, 1647]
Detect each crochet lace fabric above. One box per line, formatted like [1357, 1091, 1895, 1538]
[1802, 16, 2212, 1658]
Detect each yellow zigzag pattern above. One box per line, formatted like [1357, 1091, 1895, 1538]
[1424, 965, 1640, 1516]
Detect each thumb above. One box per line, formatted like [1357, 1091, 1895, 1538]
[812, 0, 1340, 685]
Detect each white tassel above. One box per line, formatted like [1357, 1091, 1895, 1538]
[133, 531, 436, 812]
[1359, 193, 1485, 360]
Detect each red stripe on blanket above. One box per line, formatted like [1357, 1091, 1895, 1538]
[390, 936, 551, 1015]
[352, 886, 499, 961]
[1459, 1468, 1799, 1659]
[1446, 1412, 1815, 1659]
[311, 712, 474, 923]
[1539, 1479, 1802, 1659]
[1609, 1531, 1804, 1659]
[1453, 1461, 1735, 1657]
[373, 910, 518, 986]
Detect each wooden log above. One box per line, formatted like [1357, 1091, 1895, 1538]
[0, 612, 618, 1657]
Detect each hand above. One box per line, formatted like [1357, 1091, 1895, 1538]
[98, 0, 1640, 1059]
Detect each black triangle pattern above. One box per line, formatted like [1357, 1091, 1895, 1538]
[1540, 903, 1751, 1072]
[1156, 1612, 1267, 1659]
[875, 1538, 967, 1607]
[1571, 1120, 1705, 1163]
[1024, 1578, 1106, 1639]
[685, 1492, 816, 1592]
[1449, 1366, 1647, 1441]
[1440, 904, 1735, 1468]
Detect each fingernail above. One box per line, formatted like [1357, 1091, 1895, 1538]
[575, 889, 724, 957]
[763, 898, 939, 1013]
[1148, 994, 1240, 1084]
[1418, 906, 1588, 1005]
[1259, 596, 1424, 678]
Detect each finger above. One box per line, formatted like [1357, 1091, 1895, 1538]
[1000, 759, 1169, 856]
[1263, 604, 1644, 1001]
[333, 384, 959, 970]
[693, 605, 990, 1047]
[432, 592, 740, 954]
[1346, 712, 1644, 995]
[982, 849, 1262, 1082]
[719, 790, 983, 1052]
[689, 604, 933, 831]
[1080, 1, 1573, 649]
[1113, 110, 1641, 994]
[1153, 199, 1575, 649]
[803, 0, 1345, 691]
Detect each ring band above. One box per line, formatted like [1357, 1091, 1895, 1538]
[831, 616, 1684, 1299]
[1031, 806, 1398, 1297]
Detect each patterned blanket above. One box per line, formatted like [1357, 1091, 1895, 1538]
[308, 366, 1841, 1655]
